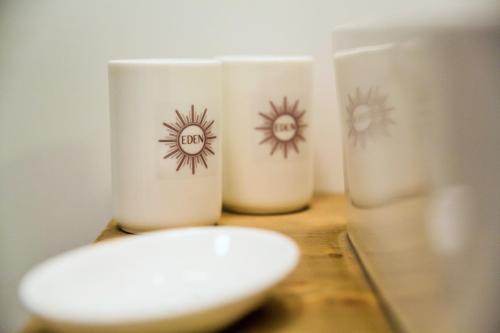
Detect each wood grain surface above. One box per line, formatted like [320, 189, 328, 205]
[22, 194, 393, 333]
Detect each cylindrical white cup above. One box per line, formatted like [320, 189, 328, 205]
[108, 59, 222, 232]
[219, 56, 314, 214]
[333, 42, 428, 207]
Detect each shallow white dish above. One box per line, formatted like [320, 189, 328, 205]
[19, 226, 299, 333]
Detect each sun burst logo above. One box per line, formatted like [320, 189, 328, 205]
[346, 87, 395, 148]
[255, 96, 307, 159]
[158, 105, 216, 175]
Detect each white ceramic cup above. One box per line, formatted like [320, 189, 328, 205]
[333, 39, 428, 207]
[219, 56, 314, 214]
[108, 59, 222, 232]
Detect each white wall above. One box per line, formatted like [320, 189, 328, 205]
[0, 0, 488, 331]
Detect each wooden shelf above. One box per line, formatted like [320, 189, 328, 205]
[23, 194, 393, 333]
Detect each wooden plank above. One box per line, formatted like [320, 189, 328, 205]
[22, 194, 393, 333]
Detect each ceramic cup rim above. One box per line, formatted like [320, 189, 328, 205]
[217, 55, 314, 63]
[108, 58, 221, 67]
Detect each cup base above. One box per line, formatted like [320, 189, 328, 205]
[117, 220, 217, 235]
[223, 202, 309, 215]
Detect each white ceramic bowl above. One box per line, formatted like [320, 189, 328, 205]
[19, 226, 299, 333]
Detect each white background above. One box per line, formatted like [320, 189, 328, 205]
[0, 0, 491, 331]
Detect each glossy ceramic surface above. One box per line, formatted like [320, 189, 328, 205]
[19, 227, 299, 333]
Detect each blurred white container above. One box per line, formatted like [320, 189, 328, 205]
[219, 56, 314, 214]
[108, 59, 222, 232]
[334, 42, 428, 207]
[332, 14, 500, 333]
